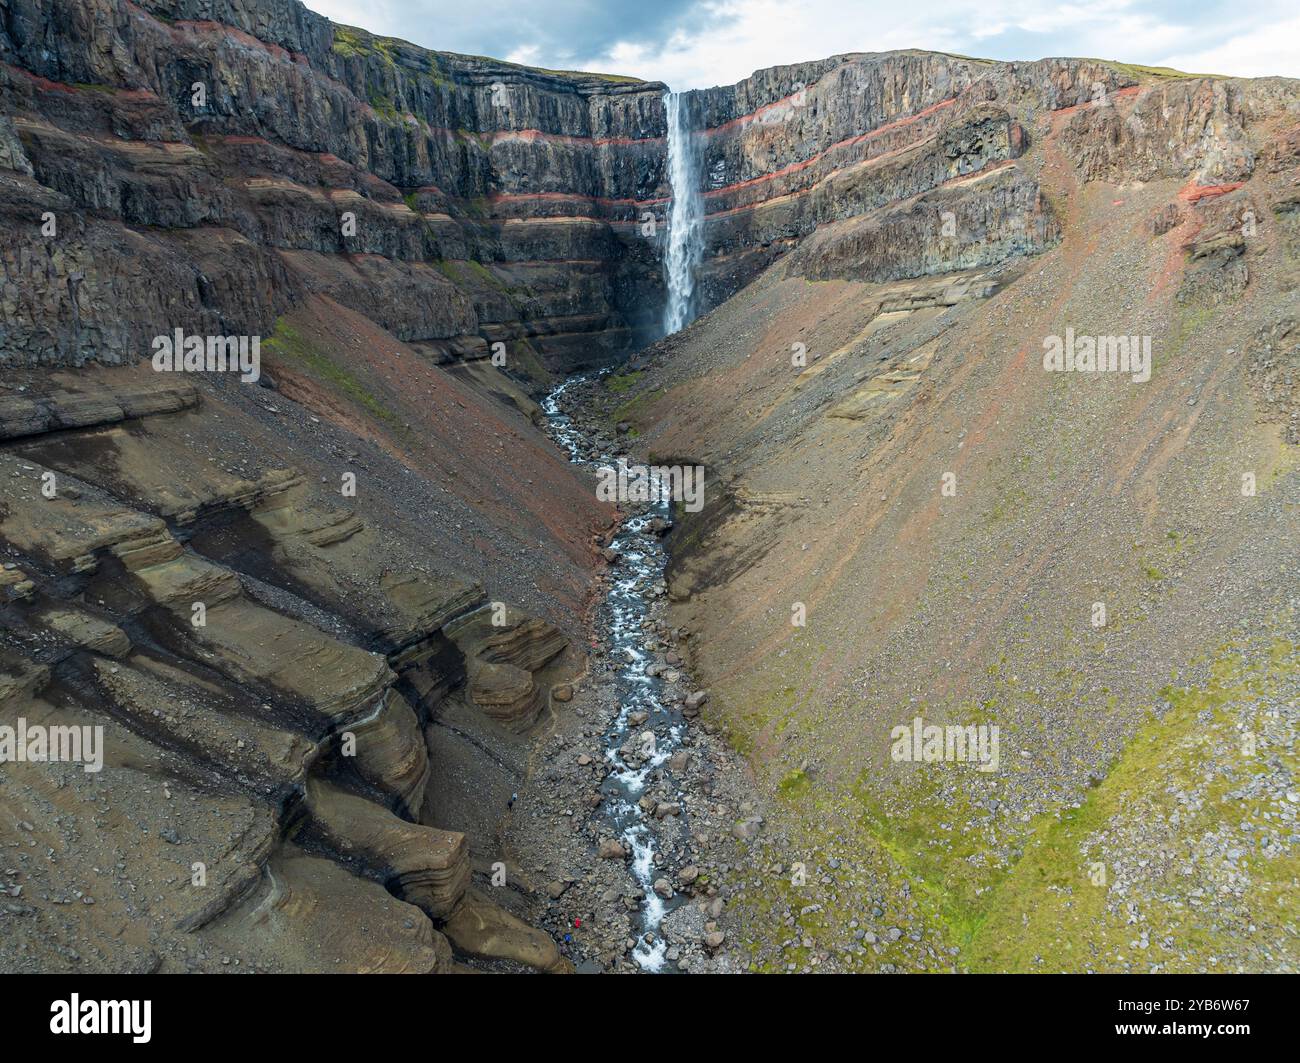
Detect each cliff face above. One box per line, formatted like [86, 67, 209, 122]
[8, 3, 1270, 379]
[1, 0, 668, 375]
[5, 2, 1294, 383]
[676, 51, 1294, 312]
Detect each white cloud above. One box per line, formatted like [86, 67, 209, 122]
[303, 0, 1300, 88]
[572, 0, 1300, 88]
[305, 0, 395, 29]
[1159, 16, 1300, 78]
[506, 44, 544, 66]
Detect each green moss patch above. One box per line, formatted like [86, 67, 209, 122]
[966, 635, 1299, 972]
[262, 317, 402, 432]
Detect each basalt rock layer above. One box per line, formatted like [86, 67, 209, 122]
[0, 0, 669, 376]
[0, 354, 594, 972]
[6, 2, 1282, 383]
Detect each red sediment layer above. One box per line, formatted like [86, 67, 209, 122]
[702, 97, 959, 201]
[3, 61, 159, 99]
[171, 19, 296, 63]
[701, 156, 1015, 223]
[1052, 84, 1143, 118]
[1179, 181, 1244, 203]
[703, 86, 820, 137]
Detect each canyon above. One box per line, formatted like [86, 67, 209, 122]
[1, 0, 1297, 974]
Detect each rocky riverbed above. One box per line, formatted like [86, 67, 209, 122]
[494, 376, 764, 973]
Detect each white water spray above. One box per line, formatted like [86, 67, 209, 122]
[662, 91, 704, 335]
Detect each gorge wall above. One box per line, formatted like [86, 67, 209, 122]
[1, 0, 669, 376]
[5, 2, 1275, 379]
[6, 1, 1269, 382]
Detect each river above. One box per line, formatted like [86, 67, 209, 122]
[542, 376, 690, 972]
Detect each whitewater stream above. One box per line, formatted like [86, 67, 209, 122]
[542, 377, 689, 973]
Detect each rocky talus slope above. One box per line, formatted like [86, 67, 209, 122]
[604, 59, 1300, 971]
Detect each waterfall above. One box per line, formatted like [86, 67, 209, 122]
[662, 91, 704, 335]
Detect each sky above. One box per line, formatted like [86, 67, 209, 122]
[303, 0, 1300, 89]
